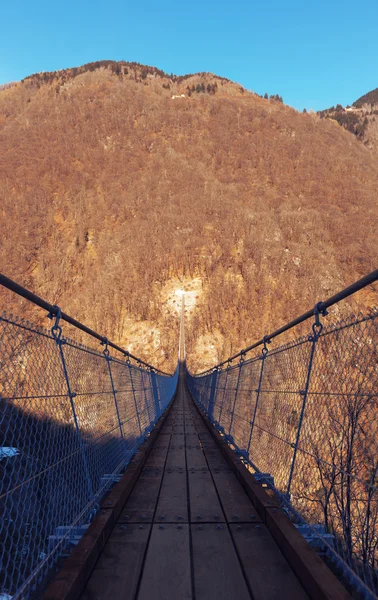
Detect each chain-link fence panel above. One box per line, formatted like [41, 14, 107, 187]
[0, 312, 177, 600]
[187, 309, 378, 598]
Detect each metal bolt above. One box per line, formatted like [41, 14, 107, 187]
[139, 526, 144, 530]
[159, 525, 164, 529]
[197, 526, 203, 530]
[159, 515, 166, 520]
[249, 514, 255, 519]
[178, 515, 183, 520]
[216, 525, 223, 530]
[196, 515, 202, 519]
[177, 525, 183, 530]
[255, 525, 261, 529]
[233, 515, 239, 520]
[237, 525, 242, 530]
[124, 515, 129, 520]
[214, 514, 220, 520]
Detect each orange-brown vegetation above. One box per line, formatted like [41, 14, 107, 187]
[318, 87, 378, 151]
[1, 61, 378, 372]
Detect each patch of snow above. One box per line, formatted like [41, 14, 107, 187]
[0, 593, 13, 600]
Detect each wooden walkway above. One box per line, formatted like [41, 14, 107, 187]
[79, 374, 309, 600]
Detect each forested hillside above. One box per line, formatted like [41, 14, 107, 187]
[1, 61, 377, 371]
[318, 86, 378, 151]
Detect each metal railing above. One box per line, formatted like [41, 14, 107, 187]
[0, 276, 178, 600]
[187, 270, 378, 598]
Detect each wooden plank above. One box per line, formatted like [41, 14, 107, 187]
[198, 431, 215, 442]
[170, 433, 185, 441]
[140, 465, 164, 477]
[191, 524, 250, 600]
[155, 469, 188, 522]
[80, 524, 150, 600]
[203, 449, 231, 470]
[230, 523, 308, 600]
[212, 471, 261, 523]
[186, 446, 208, 469]
[188, 470, 225, 522]
[165, 443, 186, 468]
[153, 440, 169, 449]
[159, 426, 173, 435]
[138, 524, 192, 600]
[200, 438, 219, 450]
[119, 475, 161, 523]
[144, 447, 169, 467]
[232, 463, 278, 519]
[265, 508, 352, 600]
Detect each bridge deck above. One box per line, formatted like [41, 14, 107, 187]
[79, 374, 308, 600]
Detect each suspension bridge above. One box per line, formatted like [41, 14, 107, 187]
[0, 271, 377, 599]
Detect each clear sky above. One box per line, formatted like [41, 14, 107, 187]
[1, 0, 378, 111]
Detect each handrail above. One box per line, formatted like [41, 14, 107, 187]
[197, 268, 378, 375]
[0, 273, 170, 375]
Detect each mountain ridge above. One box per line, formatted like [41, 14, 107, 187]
[318, 86, 378, 151]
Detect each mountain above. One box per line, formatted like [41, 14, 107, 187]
[0, 82, 17, 91]
[318, 87, 378, 151]
[1, 61, 378, 372]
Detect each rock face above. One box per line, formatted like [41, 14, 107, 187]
[1, 61, 378, 372]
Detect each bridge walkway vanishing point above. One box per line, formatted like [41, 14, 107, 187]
[43, 367, 351, 600]
[81, 370, 308, 600]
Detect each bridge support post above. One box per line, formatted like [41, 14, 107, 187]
[49, 308, 94, 501]
[208, 368, 218, 423]
[102, 338, 127, 461]
[150, 369, 160, 422]
[247, 337, 270, 457]
[217, 361, 230, 429]
[228, 353, 245, 437]
[141, 368, 152, 431]
[127, 359, 143, 440]
[286, 304, 326, 496]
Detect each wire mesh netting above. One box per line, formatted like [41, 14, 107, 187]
[0, 311, 178, 599]
[187, 309, 378, 598]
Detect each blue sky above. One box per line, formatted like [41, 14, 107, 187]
[1, 0, 378, 111]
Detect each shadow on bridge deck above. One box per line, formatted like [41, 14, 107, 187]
[45, 370, 350, 600]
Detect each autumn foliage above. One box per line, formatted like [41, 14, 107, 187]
[0, 62, 378, 372]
